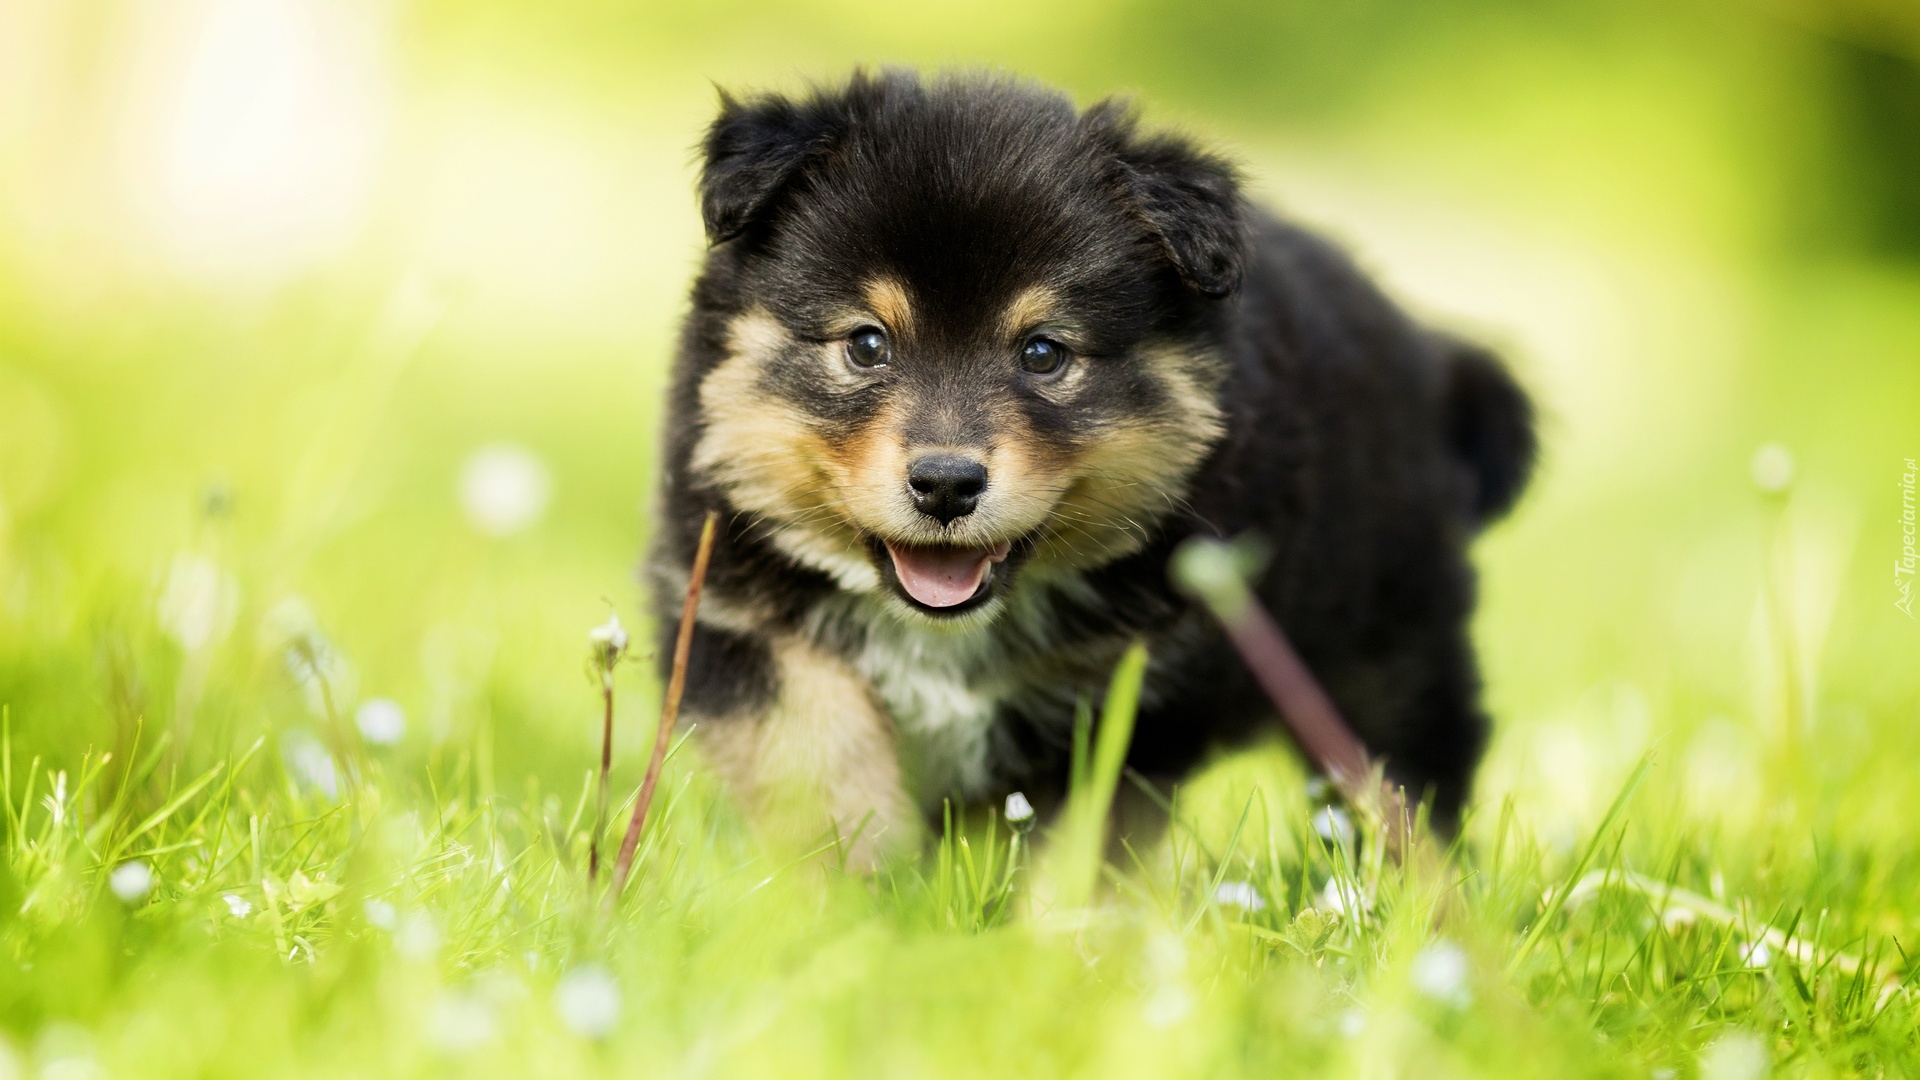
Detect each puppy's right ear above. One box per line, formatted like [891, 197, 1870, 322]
[699, 89, 843, 245]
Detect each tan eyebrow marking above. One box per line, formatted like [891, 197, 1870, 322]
[862, 277, 914, 335]
[999, 285, 1064, 338]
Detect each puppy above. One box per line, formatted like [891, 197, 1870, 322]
[649, 71, 1535, 860]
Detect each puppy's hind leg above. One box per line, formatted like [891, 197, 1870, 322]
[696, 633, 921, 870]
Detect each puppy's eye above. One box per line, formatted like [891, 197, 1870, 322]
[846, 328, 890, 369]
[1019, 337, 1068, 376]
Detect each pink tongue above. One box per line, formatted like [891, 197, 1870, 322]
[885, 541, 1011, 608]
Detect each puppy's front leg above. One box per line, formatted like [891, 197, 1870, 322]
[696, 635, 919, 868]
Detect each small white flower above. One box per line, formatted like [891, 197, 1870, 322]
[1004, 791, 1035, 832]
[156, 555, 240, 651]
[1741, 940, 1771, 968]
[1311, 805, 1355, 847]
[1698, 1030, 1769, 1080]
[281, 730, 339, 800]
[1337, 1008, 1366, 1038]
[261, 595, 321, 649]
[1410, 939, 1473, 1007]
[395, 911, 442, 960]
[1142, 984, 1193, 1028]
[588, 614, 628, 652]
[222, 893, 253, 918]
[363, 898, 398, 930]
[1213, 880, 1266, 912]
[355, 698, 407, 745]
[1750, 443, 1795, 495]
[109, 861, 153, 903]
[263, 598, 357, 718]
[588, 613, 629, 674]
[33, 1025, 101, 1080]
[459, 444, 551, 537]
[1319, 877, 1372, 916]
[554, 965, 622, 1039]
[427, 991, 496, 1052]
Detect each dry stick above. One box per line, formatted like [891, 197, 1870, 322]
[1172, 539, 1413, 859]
[609, 510, 719, 900]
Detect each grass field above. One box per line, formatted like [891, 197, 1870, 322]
[2, 1, 1919, 1077]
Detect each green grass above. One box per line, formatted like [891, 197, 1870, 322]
[4, 0, 1920, 1075]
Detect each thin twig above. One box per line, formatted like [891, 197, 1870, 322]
[609, 510, 719, 900]
[1170, 537, 1413, 859]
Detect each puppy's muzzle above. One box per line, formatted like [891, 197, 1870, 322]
[907, 454, 987, 524]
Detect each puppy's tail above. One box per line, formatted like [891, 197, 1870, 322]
[1438, 338, 1537, 527]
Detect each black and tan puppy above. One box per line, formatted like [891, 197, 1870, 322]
[649, 70, 1535, 860]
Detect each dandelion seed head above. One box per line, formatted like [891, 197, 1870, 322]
[1337, 1008, 1366, 1038]
[459, 443, 550, 537]
[1699, 1030, 1769, 1080]
[1319, 877, 1371, 916]
[280, 730, 339, 800]
[355, 698, 407, 745]
[363, 898, 398, 930]
[1004, 791, 1034, 832]
[1142, 984, 1193, 1028]
[587, 613, 628, 673]
[1410, 939, 1473, 1007]
[554, 965, 622, 1039]
[109, 861, 153, 904]
[587, 613, 627, 651]
[31, 1024, 99, 1080]
[395, 911, 441, 960]
[1212, 880, 1266, 912]
[1311, 805, 1355, 846]
[156, 554, 239, 651]
[1750, 443, 1794, 495]
[1143, 932, 1187, 982]
[426, 991, 495, 1052]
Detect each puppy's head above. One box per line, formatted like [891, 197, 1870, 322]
[689, 71, 1244, 620]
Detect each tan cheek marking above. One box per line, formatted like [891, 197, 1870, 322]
[692, 310, 891, 587]
[690, 322, 829, 522]
[695, 637, 918, 868]
[1034, 344, 1228, 569]
[816, 397, 920, 538]
[862, 277, 914, 337]
[978, 411, 1074, 537]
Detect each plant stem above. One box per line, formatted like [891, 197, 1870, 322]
[589, 669, 613, 883]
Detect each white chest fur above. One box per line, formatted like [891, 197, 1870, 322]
[852, 617, 1006, 804]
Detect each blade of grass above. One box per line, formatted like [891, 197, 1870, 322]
[1508, 752, 1653, 977]
[1047, 639, 1147, 912]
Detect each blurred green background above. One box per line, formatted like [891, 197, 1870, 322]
[1, 0, 1918, 866]
[4, 2, 1920, 1077]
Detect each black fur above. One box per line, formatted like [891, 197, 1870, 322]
[651, 71, 1536, 830]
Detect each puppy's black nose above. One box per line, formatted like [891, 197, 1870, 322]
[907, 455, 987, 524]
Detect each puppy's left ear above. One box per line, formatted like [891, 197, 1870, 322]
[699, 87, 846, 245]
[1085, 99, 1248, 298]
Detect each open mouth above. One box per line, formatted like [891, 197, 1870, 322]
[880, 539, 1014, 611]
